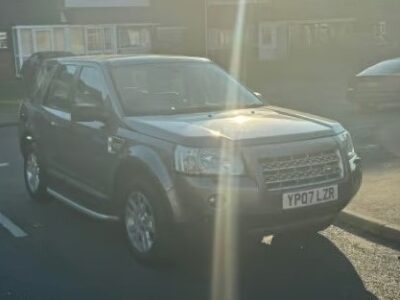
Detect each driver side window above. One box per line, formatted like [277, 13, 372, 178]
[75, 67, 106, 106]
[45, 64, 77, 112]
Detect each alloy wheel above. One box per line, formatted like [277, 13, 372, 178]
[26, 152, 41, 193]
[125, 191, 156, 254]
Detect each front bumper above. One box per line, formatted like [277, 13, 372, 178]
[171, 154, 362, 236]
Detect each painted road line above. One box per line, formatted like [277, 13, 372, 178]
[0, 163, 10, 168]
[0, 211, 28, 238]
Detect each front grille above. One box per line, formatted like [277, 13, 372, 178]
[261, 150, 343, 191]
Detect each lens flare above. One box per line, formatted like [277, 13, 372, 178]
[211, 1, 247, 300]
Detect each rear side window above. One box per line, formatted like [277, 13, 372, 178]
[45, 65, 78, 111]
[75, 67, 107, 106]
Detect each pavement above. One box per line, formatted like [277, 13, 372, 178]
[336, 109, 400, 244]
[0, 101, 19, 127]
[0, 126, 399, 299]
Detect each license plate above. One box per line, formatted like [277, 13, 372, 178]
[282, 185, 338, 210]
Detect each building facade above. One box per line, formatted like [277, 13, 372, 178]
[0, 0, 63, 80]
[0, 0, 398, 80]
[1, 0, 205, 79]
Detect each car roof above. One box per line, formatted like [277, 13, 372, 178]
[54, 55, 211, 66]
[358, 57, 400, 76]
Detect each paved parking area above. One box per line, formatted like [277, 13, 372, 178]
[1, 70, 399, 299]
[1, 126, 400, 300]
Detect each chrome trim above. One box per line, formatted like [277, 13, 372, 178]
[47, 188, 119, 221]
[47, 169, 108, 201]
[261, 149, 344, 191]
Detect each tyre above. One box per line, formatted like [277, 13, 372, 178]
[121, 176, 175, 264]
[23, 143, 48, 201]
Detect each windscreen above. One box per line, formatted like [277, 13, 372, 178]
[110, 62, 263, 115]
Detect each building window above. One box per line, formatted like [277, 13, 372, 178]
[259, 24, 277, 47]
[104, 28, 113, 50]
[87, 28, 104, 52]
[208, 29, 233, 50]
[54, 28, 66, 51]
[117, 27, 151, 53]
[20, 30, 34, 56]
[70, 27, 85, 54]
[12, 24, 154, 75]
[35, 30, 52, 52]
[0, 31, 8, 49]
[87, 27, 114, 53]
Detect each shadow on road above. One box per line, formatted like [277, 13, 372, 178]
[171, 233, 377, 300]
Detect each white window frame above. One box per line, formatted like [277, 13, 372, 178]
[33, 28, 53, 52]
[12, 24, 156, 75]
[85, 25, 115, 54]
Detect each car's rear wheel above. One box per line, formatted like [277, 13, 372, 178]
[121, 177, 175, 264]
[23, 144, 48, 201]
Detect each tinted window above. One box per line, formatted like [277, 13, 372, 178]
[45, 65, 77, 111]
[32, 62, 58, 102]
[75, 67, 106, 106]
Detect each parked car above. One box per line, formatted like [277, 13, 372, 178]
[20, 51, 74, 94]
[347, 57, 400, 111]
[18, 55, 362, 263]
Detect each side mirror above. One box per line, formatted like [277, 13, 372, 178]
[71, 103, 107, 123]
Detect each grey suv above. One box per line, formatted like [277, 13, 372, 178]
[18, 55, 362, 263]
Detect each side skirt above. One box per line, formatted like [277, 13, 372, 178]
[47, 188, 120, 222]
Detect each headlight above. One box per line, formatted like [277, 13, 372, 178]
[338, 131, 356, 159]
[174, 145, 244, 175]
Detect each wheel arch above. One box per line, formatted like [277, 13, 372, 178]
[112, 145, 184, 222]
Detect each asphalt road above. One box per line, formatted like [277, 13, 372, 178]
[1, 126, 399, 300]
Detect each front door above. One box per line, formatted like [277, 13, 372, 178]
[40, 64, 78, 174]
[62, 65, 116, 199]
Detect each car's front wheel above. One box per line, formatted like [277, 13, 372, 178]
[23, 144, 48, 201]
[122, 177, 174, 264]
